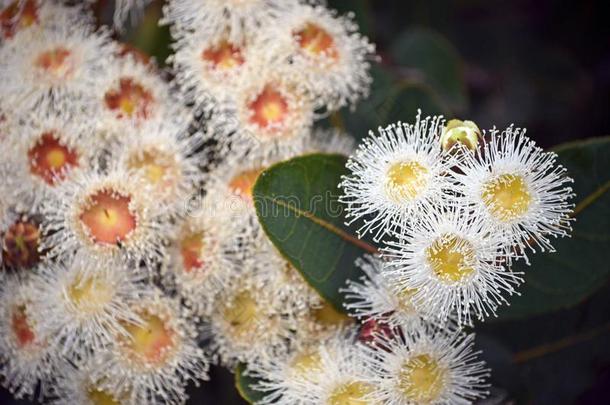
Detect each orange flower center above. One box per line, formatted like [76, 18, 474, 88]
[34, 47, 72, 77]
[0, 0, 38, 39]
[228, 168, 264, 202]
[248, 86, 289, 129]
[2, 219, 40, 269]
[11, 305, 35, 348]
[202, 40, 244, 70]
[180, 232, 205, 273]
[294, 22, 338, 60]
[121, 311, 175, 366]
[104, 77, 154, 120]
[28, 132, 79, 185]
[79, 190, 137, 245]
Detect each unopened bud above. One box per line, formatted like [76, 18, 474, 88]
[440, 119, 481, 152]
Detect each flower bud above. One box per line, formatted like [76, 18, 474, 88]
[440, 119, 481, 152]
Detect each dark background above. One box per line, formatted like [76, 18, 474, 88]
[1, 0, 608, 404]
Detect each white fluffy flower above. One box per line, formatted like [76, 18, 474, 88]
[163, 209, 236, 315]
[383, 207, 523, 326]
[3, 106, 100, 211]
[205, 267, 300, 367]
[51, 361, 131, 405]
[0, 0, 91, 42]
[93, 53, 181, 135]
[239, 224, 322, 315]
[339, 113, 459, 241]
[255, 328, 374, 405]
[247, 328, 362, 405]
[360, 327, 490, 405]
[453, 126, 575, 259]
[0, 275, 58, 400]
[41, 166, 166, 264]
[208, 63, 314, 161]
[257, 3, 376, 111]
[342, 255, 432, 331]
[0, 21, 114, 111]
[28, 252, 146, 362]
[106, 119, 205, 217]
[92, 291, 209, 405]
[169, 27, 251, 109]
[163, 0, 301, 43]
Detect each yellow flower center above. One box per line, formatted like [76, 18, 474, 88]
[385, 161, 429, 202]
[223, 290, 259, 337]
[398, 354, 446, 403]
[396, 288, 418, 314]
[127, 150, 179, 194]
[290, 349, 323, 378]
[87, 387, 121, 405]
[68, 275, 113, 313]
[328, 381, 374, 405]
[313, 301, 351, 327]
[426, 234, 475, 283]
[481, 173, 532, 222]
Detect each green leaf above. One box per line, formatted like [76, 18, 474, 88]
[253, 154, 378, 313]
[124, 3, 172, 66]
[235, 363, 265, 404]
[390, 28, 468, 114]
[497, 137, 610, 319]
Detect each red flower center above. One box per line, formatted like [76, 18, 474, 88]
[28, 132, 79, 185]
[202, 40, 244, 70]
[104, 77, 154, 120]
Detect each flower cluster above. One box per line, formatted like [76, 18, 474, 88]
[0, 0, 376, 404]
[0, 0, 575, 404]
[340, 114, 575, 326]
[247, 113, 574, 405]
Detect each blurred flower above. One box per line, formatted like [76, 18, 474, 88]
[0, 275, 58, 399]
[257, 3, 376, 111]
[93, 291, 209, 405]
[0, 21, 113, 111]
[41, 167, 166, 264]
[29, 252, 146, 362]
[163, 0, 301, 44]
